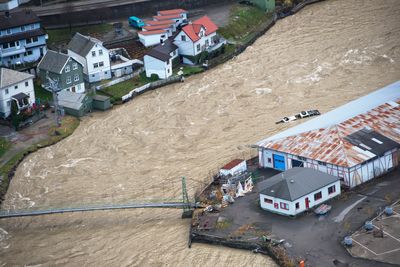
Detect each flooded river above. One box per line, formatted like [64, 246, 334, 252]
[1, 0, 400, 265]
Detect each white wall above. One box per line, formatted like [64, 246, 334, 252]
[260, 149, 288, 170]
[86, 44, 111, 82]
[219, 160, 247, 176]
[260, 180, 341, 216]
[0, 78, 35, 118]
[144, 55, 172, 79]
[65, 82, 85, 93]
[139, 33, 168, 47]
[174, 31, 195, 56]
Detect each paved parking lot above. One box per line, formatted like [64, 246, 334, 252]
[348, 201, 400, 265]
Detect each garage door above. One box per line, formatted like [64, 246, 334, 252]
[273, 154, 286, 171]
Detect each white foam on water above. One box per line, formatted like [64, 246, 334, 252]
[56, 158, 96, 168]
[254, 88, 272, 95]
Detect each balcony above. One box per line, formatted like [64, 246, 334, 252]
[206, 36, 227, 53]
[0, 46, 26, 57]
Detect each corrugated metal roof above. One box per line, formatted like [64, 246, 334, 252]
[258, 85, 400, 167]
[258, 80, 400, 144]
[221, 159, 244, 170]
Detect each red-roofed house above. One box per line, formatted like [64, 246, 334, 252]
[143, 24, 174, 37]
[138, 30, 168, 47]
[219, 159, 247, 176]
[173, 16, 226, 65]
[145, 19, 177, 32]
[153, 14, 184, 27]
[157, 9, 188, 20]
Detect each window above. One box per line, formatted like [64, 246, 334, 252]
[181, 35, 186, 41]
[66, 76, 71, 84]
[25, 81, 29, 87]
[14, 85, 18, 90]
[328, 185, 336, 194]
[32, 37, 38, 42]
[10, 42, 15, 47]
[205, 39, 209, 46]
[268, 158, 272, 163]
[24, 50, 33, 56]
[298, 156, 307, 161]
[21, 26, 25, 31]
[318, 161, 327, 166]
[7, 100, 11, 107]
[314, 191, 322, 201]
[264, 198, 273, 204]
[15, 41, 19, 46]
[280, 202, 289, 210]
[93, 63, 98, 68]
[65, 65, 70, 72]
[5, 89, 9, 94]
[72, 63, 78, 70]
[176, 19, 179, 22]
[92, 51, 96, 57]
[295, 202, 300, 209]
[105, 71, 108, 74]
[6, 29, 11, 35]
[74, 74, 79, 82]
[26, 38, 32, 44]
[99, 61, 104, 67]
[31, 24, 35, 30]
[196, 44, 200, 52]
[99, 49, 103, 55]
[2, 43, 8, 49]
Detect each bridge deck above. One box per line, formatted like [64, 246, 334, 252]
[0, 202, 198, 219]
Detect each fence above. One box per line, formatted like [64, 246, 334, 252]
[121, 75, 184, 102]
[94, 67, 144, 91]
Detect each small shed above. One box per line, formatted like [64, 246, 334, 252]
[258, 167, 340, 216]
[219, 159, 247, 176]
[57, 91, 92, 117]
[92, 94, 111, 111]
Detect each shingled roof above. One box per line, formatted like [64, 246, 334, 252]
[181, 16, 218, 42]
[258, 168, 339, 201]
[38, 50, 70, 74]
[145, 39, 178, 62]
[68, 33, 101, 57]
[0, 68, 33, 89]
[0, 9, 41, 31]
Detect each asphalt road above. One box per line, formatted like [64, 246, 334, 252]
[213, 168, 400, 267]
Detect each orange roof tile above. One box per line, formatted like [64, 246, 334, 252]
[138, 30, 166, 35]
[181, 16, 218, 42]
[260, 99, 400, 167]
[143, 24, 172, 31]
[153, 14, 182, 20]
[158, 9, 187, 16]
[145, 19, 175, 26]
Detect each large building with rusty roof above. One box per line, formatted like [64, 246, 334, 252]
[256, 81, 400, 188]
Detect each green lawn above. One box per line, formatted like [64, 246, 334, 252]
[218, 4, 270, 43]
[34, 83, 53, 103]
[175, 66, 204, 76]
[0, 138, 11, 158]
[99, 72, 158, 102]
[47, 24, 113, 46]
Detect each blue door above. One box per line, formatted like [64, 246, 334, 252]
[273, 154, 286, 171]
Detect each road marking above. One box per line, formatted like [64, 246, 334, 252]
[352, 238, 378, 255]
[333, 196, 367, 222]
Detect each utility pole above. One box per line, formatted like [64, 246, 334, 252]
[45, 72, 62, 127]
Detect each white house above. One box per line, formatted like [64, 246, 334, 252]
[143, 40, 178, 79]
[145, 19, 177, 32]
[153, 14, 184, 27]
[0, 68, 35, 118]
[157, 9, 188, 20]
[258, 168, 341, 216]
[138, 30, 168, 47]
[143, 24, 173, 37]
[173, 16, 224, 65]
[67, 33, 111, 83]
[256, 81, 400, 188]
[219, 159, 247, 176]
[0, 0, 18, 11]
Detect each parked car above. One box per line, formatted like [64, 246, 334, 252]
[128, 16, 145, 28]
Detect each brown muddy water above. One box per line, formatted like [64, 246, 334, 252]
[1, 0, 400, 266]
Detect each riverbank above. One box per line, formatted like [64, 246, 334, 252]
[0, 116, 79, 204]
[191, 168, 400, 266]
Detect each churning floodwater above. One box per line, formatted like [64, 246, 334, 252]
[1, 0, 400, 265]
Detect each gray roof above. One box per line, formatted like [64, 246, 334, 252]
[0, 9, 41, 31]
[92, 94, 110, 101]
[57, 91, 87, 110]
[257, 80, 400, 145]
[0, 68, 34, 88]
[67, 33, 101, 57]
[257, 168, 339, 201]
[38, 50, 70, 74]
[146, 39, 178, 62]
